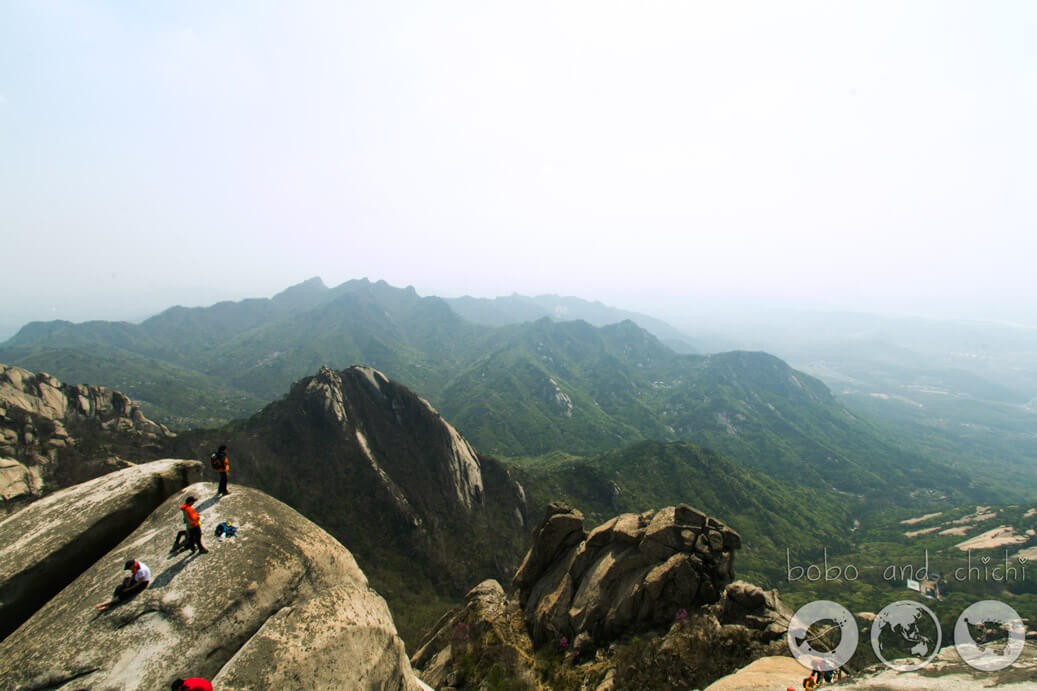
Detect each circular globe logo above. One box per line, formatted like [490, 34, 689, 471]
[787, 600, 859, 672]
[871, 600, 942, 671]
[954, 600, 1026, 672]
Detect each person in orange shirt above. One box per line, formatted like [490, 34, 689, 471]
[179, 496, 209, 554]
[210, 445, 230, 496]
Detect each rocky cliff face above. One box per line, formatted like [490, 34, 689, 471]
[302, 366, 489, 516]
[412, 503, 791, 690]
[0, 474, 429, 690]
[186, 365, 529, 643]
[0, 363, 174, 511]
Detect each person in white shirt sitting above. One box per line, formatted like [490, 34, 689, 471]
[95, 559, 151, 611]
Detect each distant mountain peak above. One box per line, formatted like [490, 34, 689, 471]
[272, 276, 329, 302]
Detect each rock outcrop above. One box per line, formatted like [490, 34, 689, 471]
[0, 363, 175, 509]
[0, 457, 42, 502]
[189, 365, 529, 643]
[413, 504, 790, 690]
[539, 377, 574, 418]
[0, 458, 201, 641]
[0, 481, 428, 690]
[514, 502, 742, 649]
[411, 580, 537, 690]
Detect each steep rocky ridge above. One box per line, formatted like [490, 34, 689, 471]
[412, 503, 792, 689]
[0, 481, 428, 690]
[0, 363, 175, 512]
[0, 459, 200, 641]
[181, 365, 528, 644]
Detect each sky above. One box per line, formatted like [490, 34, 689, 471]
[2, 1, 1036, 338]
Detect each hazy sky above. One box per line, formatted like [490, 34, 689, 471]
[2, 1, 1036, 336]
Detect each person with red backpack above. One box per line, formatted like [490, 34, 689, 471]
[171, 678, 212, 691]
[210, 444, 230, 496]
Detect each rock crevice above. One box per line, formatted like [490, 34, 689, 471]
[0, 481, 427, 690]
[0, 459, 201, 641]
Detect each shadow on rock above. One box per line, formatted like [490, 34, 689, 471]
[151, 553, 201, 589]
[195, 495, 220, 514]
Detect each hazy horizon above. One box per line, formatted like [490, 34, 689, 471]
[3, 273, 1036, 345]
[4, 2, 1036, 336]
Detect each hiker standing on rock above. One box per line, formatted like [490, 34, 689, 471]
[179, 496, 209, 554]
[95, 559, 151, 610]
[210, 444, 230, 496]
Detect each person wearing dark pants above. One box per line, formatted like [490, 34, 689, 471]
[210, 445, 230, 496]
[179, 496, 209, 554]
[95, 560, 151, 610]
[170, 528, 189, 554]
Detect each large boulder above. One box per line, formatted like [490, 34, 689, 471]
[513, 502, 587, 599]
[0, 457, 43, 502]
[719, 579, 793, 640]
[0, 482, 426, 690]
[516, 504, 741, 648]
[0, 458, 201, 641]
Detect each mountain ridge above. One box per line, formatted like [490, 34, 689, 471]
[1, 278, 973, 500]
[444, 292, 702, 353]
